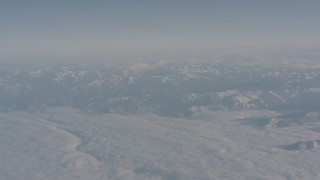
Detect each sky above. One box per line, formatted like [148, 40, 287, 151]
[1, 0, 320, 59]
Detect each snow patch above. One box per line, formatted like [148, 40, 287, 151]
[282, 140, 320, 151]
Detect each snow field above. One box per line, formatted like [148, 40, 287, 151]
[1, 107, 320, 180]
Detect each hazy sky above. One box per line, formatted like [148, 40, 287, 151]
[1, 0, 320, 58]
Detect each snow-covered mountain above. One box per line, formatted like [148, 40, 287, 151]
[1, 61, 320, 180]
[1, 61, 319, 116]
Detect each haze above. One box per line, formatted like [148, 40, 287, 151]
[1, 0, 320, 60]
